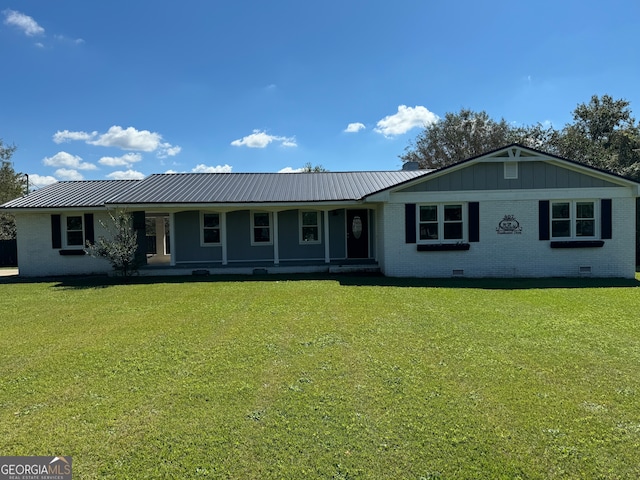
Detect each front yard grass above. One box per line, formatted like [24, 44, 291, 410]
[1, 274, 639, 478]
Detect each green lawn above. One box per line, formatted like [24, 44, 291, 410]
[1, 274, 640, 479]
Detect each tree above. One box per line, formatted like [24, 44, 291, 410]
[554, 95, 640, 179]
[400, 109, 545, 169]
[85, 210, 141, 276]
[302, 162, 328, 172]
[0, 140, 27, 240]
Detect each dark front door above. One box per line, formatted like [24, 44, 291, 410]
[346, 209, 369, 259]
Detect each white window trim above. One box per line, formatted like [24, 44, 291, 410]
[63, 214, 84, 248]
[200, 211, 222, 246]
[251, 211, 273, 246]
[550, 200, 599, 239]
[416, 203, 467, 243]
[299, 210, 322, 245]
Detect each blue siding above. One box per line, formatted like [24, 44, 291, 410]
[329, 209, 346, 259]
[174, 211, 222, 263]
[278, 210, 325, 260]
[173, 208, 360, 264]
[227, 210, 273, 261]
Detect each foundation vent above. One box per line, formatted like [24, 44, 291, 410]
[579, 266, 592, 274]
[452, 269, 464, 277]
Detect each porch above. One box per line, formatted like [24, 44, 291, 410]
[138, 207, 379, 274]
[138, 258, 380, 277]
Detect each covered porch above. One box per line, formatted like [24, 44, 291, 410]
[138, 205, 380, 275]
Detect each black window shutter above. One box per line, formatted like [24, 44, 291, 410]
[468, 202, 480, 242]
[84, 213, 95, 244]
[405, 204, 416, 244]
[601, 199, 612, 239]
[51, 214, 62, 249]
[539, 200, 550, 240]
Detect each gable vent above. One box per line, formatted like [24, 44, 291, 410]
[504, 161, 518, 179]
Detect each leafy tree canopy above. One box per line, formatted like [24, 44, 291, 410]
[302, 162, 328, 172]
[553, 95, 640, 178]
[0, 139, 26, 240]
[400, 109, 553, 169]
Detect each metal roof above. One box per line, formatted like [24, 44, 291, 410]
[1, 180, 139, 209]
[1, 171, 430, 209]
[107, 171, 430, 204]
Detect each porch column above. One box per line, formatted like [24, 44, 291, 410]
[221, 212, 228, 265]
[324, 210, 330, 263]
[169, 212, 176, 266]
[154, 217, 165, 255]
[273, 210, 279, 265]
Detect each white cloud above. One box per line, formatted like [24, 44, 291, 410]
[53, 126, 181, 157]
[3, 9, 44, 36]
[89, 126, 162, 151]
[192, 164, 233, 173]
[55, 168, 84, 181]
[157, 143, 182, 158]
[53, 130, 97, 143]
[344, 122, 366, 133]
[53, 34, 84, 45]
[374, 105, 439, 137]
[106, 169, 145, 180]
[28, 174, 57, 188]
[43, 151, 97, 170]
[231, 129, 297, 148]
[278, 167, 304, 173]
[99, 153, 142, 167]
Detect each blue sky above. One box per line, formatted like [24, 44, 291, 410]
[2, 0, 638, 189]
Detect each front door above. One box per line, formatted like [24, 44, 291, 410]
[346, 209, 369, 259]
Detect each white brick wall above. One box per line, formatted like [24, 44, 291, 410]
[15, 212, 113, 277]
[380, 197, 636, 278]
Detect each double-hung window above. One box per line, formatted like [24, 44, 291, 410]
[201, 212, 221, 245]
[551, 201, 596, 238]
[300, 211, 321, 244]
[251, 211, 272, 245]
[418, 204, 464, 242]
[65, 215, 84, 247]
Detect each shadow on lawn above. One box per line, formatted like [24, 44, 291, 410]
[2, 271, 638, 290]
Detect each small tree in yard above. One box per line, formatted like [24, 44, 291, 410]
[85, 210, 140, 276]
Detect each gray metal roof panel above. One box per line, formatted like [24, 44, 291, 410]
[1, 171, 431, 209]
[108, 171, 430, 204]
[1, 180, 140, 209]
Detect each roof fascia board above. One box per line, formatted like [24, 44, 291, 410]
[105, 200, 366, 210]
[5, 206, 109, 213]
[389, 186, 636, 203]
